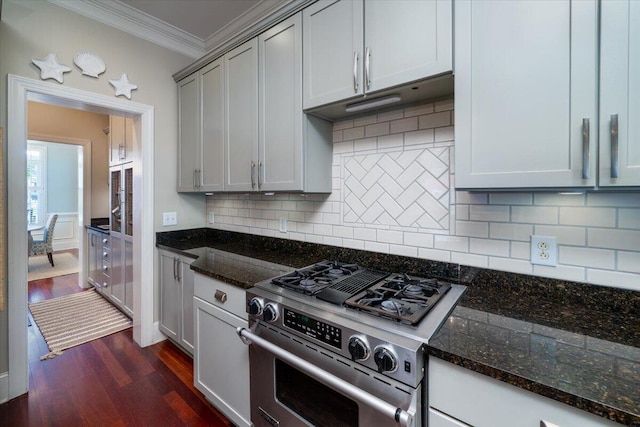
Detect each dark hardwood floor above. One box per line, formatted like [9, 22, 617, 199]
[0, 272, 233, 427]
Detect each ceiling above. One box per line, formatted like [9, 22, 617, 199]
[48, 0, 291, 59]
[118, 0, 262, 41]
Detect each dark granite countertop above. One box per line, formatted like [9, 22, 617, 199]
[85, 224, 110, 234]
[156, 228, 640, 425]
[158, 245, 293, 289]
[428, 268, 640, 426]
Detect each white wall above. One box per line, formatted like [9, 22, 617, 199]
[206, 99, 640, 291]
[0, 0, 203, 373]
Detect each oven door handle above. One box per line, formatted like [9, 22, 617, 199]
[237, 327, 415, 427]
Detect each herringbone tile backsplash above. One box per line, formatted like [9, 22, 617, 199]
[206, 98, 640, 291]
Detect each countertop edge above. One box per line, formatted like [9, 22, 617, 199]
[426, 347, 639, 426]
[85, 225, 110, 234]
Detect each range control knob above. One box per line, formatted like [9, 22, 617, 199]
[248, 297, 264, 316]
[263, 303, 279, 322]
[348, 337, 370, 361]
[374, 347, 397, 373]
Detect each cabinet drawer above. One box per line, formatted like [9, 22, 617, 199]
[429, 357, 618, 427]
[194, 273, 247, 319]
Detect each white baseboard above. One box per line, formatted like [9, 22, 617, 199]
[0, 371, 8, 404]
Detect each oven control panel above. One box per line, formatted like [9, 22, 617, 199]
[284, 308, 342, 349]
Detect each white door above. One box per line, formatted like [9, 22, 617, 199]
[303, 0, 363, 109]
[364, 0, 452, 93]
[225, 38, 258, 192]
[599, 0, 640, 186]
[454, 0, 598, 189]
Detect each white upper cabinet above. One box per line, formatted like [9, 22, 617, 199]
[303, 0, 363, 109]
[177, 72, 201, 192]
[455, 0, 598, 189]
[224, 38, 259, 192]
[599, 0, 640, 187]
[177, 59, 225, 193]
[303, 0, 452, 110]
[109, 115, 134, 166]
[259, 13, 333, 193]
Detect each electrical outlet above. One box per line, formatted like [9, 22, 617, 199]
[207, 211, 215, 224]
[530, 235, 557, 266]
[162, 212, 177, 226]
[279, 217, 287, 233]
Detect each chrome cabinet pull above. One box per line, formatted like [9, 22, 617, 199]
[258, 161, 263, 189]
[610, 114, 619, 178]
[173, 257, 177, 281]
[214, 290, 227, 303]
[582, 118, 590, 180]
[365, 46, 371, 90]
[237, 327, 415, 427]
[251, 162, 256, 189]
[196, 169, 201, 189]
[353, 51, 359, 92]
[540, 421, 560, 427]
[193, 169, 197, 189]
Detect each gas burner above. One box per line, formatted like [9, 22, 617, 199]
[345, 273, 453, 325]
[299, 278, 318, 289]
[270, 260, 364, 295]
[381, 300, 405, 315]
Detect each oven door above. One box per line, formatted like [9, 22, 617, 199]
[239, 324, 420, 427]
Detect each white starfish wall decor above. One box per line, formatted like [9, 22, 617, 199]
[108, 73, 138, 99]
[31, 53, 72, 84]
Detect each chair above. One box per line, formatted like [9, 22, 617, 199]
[30, 214, 58, 267]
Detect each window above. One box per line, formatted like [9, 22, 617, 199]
[27, 142, 47, 227]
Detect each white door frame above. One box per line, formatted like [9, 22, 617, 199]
[7, 74, 156, 400]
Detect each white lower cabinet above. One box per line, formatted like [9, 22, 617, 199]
[159, 249, 195, 354]
[193, 273, 250, 427]
[428, 357, 618, 427]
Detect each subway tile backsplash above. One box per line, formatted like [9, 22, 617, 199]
[206, 99, 640, 291]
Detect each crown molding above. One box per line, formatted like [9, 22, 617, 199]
[172, 0, 315, 81]
[47, 0, 206, 59]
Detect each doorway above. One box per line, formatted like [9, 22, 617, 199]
[7, 74, 156, 400]
[26, 138, 87, 283]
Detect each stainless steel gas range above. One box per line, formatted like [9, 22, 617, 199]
[237, 260, 466, 427]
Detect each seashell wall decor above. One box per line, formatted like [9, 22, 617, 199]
[73, 51, 106, 78]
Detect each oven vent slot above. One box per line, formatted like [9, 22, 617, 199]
[320, 351, 334, 359]
[353, 367, 371, 377]
[316, 270, 389, 305]
[373, 376, 392, 387]
[395, 386, 411, 396]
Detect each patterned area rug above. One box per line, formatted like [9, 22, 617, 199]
[28, 289, 132, 360]
[28, 251, 79, 281]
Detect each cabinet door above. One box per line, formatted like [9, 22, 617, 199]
[109, 115, 125, 166]
[180, 259, 194, 354]
[194, 297, 250, 427]
[259, 13, 303, 192]
[200, 58, 225, 192]
[123, 238, 133, 317]
[177, 73, 200, 192]
[225, 38, 258, 192]
[87, 232, 99, 286]
[599, 0, 640, 186]
[364, 0, 452, 93]
[159, 251, 180, 342]
[109, 168, 122, 234]
[455, 0, 598, 189]
[303, 0, 363, 109]
[109, 234, 124, 307]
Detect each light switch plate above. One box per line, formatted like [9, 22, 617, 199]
[207, 211, 215, 224]
[279, 217, 287, 233]
[162, 212, 177, 226]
